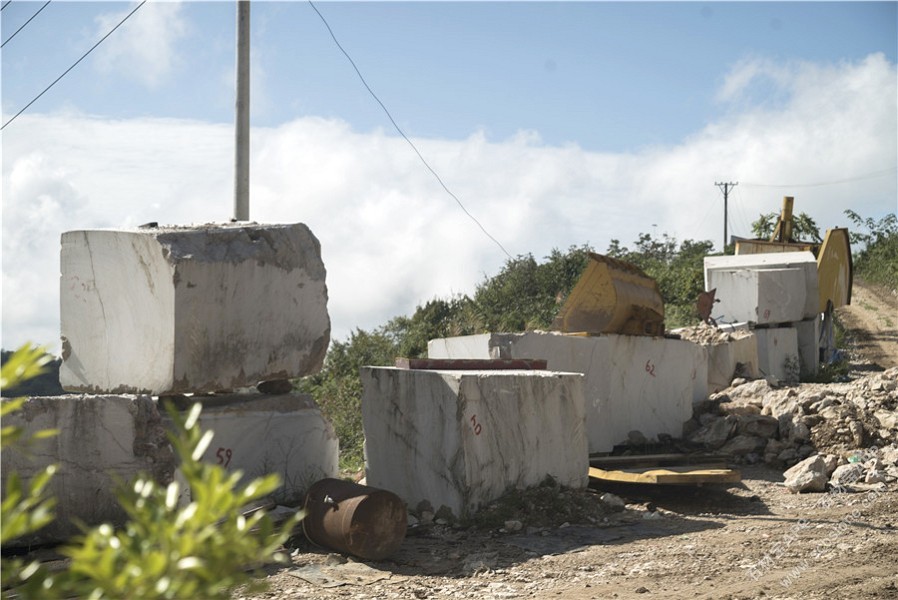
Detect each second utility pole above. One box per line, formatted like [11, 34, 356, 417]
[715, 181, 737, 250]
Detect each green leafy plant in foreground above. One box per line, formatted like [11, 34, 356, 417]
[1, 344, 60, 599]
[61, 402, 303, 599]
[2, 344, 302, 599]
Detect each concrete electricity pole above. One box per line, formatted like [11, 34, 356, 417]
[234, 0, 250, 221]
[715, 181, 738, 250]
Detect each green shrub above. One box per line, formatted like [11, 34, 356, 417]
[1, 344, 59, 599]
[1, 345, 302, 600]
[845, 210, 898, 290]
[61, 401, 302, 599]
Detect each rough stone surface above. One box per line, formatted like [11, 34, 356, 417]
[829, 463, 866, 487]
[1, 395, 174, 545]
[755, 327, 800, 384]
[720, 434, 767, 456]
[783, 455, 828, 493]
[59, 223, 330, 395]
[674, 324, 759, 394]
[795, 317, 821, 378]
[688, 415, 738, 449]
[736, 414, 779, 438]
[162, 393, 339, 505]
[428, 331, 706, 453]
[360, 367, 588, 519]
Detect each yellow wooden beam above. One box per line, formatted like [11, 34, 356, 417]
[588, 465, 742, 485]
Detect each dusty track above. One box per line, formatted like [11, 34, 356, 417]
[243, 468, 897, 600]
[837, 280, 898, 370]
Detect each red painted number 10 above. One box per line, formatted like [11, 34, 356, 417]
[216, 447, 232, 468]
[470, 415, 482, 436]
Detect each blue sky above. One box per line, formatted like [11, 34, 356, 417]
[4, 2, 896, 148]
[2, 1, 897, 352]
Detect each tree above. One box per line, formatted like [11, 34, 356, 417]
[844, 209, 898, 289]
[750, 211, 822, 242]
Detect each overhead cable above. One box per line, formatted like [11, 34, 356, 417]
[1, 2, 13, 12]
[2, 0, 146, 130]
[307, 0, 514, 261]
[2, 0, 51, 48]
[742, 167, 897, 189]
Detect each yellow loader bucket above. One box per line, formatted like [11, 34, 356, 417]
[550, 253, 665, 337]
[816, 227, 853, 312]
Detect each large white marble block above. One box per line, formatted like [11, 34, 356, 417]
[703, 252, 819, 325]
[361, 367, 587, 518]
[428, 331, 707, 453]
[162, 393, 339, 505]
[1, 395, 174, 545]
[59, 223, 330, 394]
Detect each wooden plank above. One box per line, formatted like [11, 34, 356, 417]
[589, 453, 731, 470]
[588, 465, 742, 485]
[394, 358, 548, 371]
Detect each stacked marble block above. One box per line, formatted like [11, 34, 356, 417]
[361, 366, 588, 519]
[3, 224, 337, 543]
[704, 252, 820, 381]
[427, 331, 708, 454]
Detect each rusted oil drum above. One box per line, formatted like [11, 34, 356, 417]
[303, 478, 407, 560]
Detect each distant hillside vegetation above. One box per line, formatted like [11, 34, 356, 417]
[1, 350, 64, 397]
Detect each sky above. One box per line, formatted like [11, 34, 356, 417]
[2, 0, 897, 354]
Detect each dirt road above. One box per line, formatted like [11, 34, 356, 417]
[242, 468, 896, 600]
[837, 280, 898, 370]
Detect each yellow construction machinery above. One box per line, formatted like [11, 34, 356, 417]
[550, 253, 665, 337]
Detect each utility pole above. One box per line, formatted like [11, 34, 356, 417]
[234, 0, 250, 221]
[715, 181, 737, 250]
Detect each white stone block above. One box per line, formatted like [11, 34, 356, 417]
[164, 393, 339, 505]
[708, 268, 808, 324]
[428, 331, 706, 453]
[704, 252, 819, 323]
[427, 334, 493, 359]
[755, 327, 800, 383]
[795, 317, 821, 378]
[702, 334, 760, 394]
[59, 223, 330, 394]
[361, 368, 587, 518]
[1, 395, 174, 545]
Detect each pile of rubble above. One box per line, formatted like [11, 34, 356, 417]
[685, 366, 898, 491]
[674, 323, 755, 346]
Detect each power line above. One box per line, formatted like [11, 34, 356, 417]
[307, 0, 513, 261]
[1, 1, 13, 12]
[1, 0, 146, 130]
[742, 168, 897, 189]
[2, 0, 51, 48]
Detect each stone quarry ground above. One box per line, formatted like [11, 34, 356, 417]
[240, 282, 898, 600]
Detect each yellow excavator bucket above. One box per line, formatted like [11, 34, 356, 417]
[550, 253, 665, 337]
[816, 227, 853, 311]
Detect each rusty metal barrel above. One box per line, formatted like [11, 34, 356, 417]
[303, 478, 407, 560]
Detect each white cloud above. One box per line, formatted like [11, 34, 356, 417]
[93, 1, 188, 88]
[2, 54, 896, 354]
